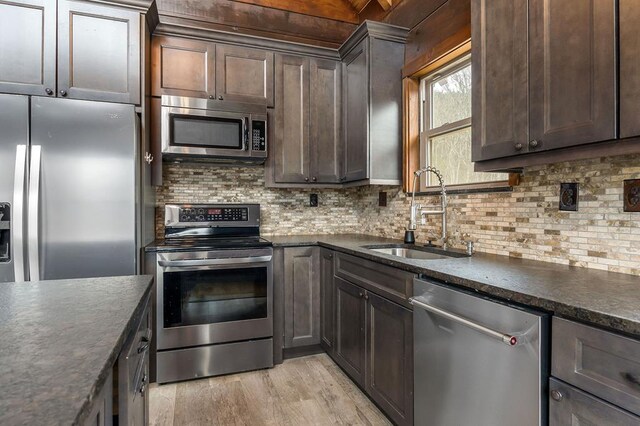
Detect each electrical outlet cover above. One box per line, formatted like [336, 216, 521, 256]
[624, 179, 640, 212]
[309, 193, 318, 207]
[559, 183, 578, 211]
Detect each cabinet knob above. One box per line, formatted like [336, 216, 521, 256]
[312, 177, 317, 182]
[359, 292, 364, 298]
[550, 390, 563, 402]
[340, 177, 346, 182]
[45, 88, 53, 96]
[209, 95, 214, 99]
[529, 139, 539, 148]
[218, 95, 224, 100]
[305, 177, 309, 182]
[363, 294, 369, 300]
[59, 90, 67, 97]
[514, 142, 523, 151]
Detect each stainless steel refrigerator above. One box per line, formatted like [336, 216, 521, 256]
[0, 94, 140, 282]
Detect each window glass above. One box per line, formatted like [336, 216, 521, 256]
[421, 55, 507, 188]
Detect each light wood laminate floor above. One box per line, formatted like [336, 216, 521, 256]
[149, 353, 391, 426]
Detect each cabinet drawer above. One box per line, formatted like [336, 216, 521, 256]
[549, 378, 640, 426]
[552, 317, 640, 416]
[334, 252, 413, 308]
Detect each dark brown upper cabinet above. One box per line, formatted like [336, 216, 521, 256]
[271, 54, 342, 185]
[620, 0, 640, 139]
[0, 0, 141, 104]
[215, 44, 274, 106]
[473, 0, 618, 165]
[151, 35, 274, 105]
[151, 36, 215, 99]
[339, 21, 408, 185]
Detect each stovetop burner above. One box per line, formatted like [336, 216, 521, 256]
[159, 203, 271, 251]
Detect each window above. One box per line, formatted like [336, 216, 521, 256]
[419, 54, 507, 191]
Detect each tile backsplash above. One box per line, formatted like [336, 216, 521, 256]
[157, 154, 640, 276]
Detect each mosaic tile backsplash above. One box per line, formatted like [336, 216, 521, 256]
[157, 154, 640, 276]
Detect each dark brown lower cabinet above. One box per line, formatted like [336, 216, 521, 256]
[283, 246, 320, 348]
[334, 276, 367, 387]
[333, 275, 413, 426]
[366, 292, 413, 426]
[320, 249, 335, 354]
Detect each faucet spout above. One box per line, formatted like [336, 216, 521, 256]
[405, 166, 448, 245]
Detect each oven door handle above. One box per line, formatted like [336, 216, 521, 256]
[158, 255, 272, 269]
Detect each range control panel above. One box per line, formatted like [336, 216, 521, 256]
[180, 207, 248, 222]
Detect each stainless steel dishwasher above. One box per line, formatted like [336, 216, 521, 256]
[411, 277, 549, 426]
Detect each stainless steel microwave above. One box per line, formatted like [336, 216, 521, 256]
[161, 96, 267, 163]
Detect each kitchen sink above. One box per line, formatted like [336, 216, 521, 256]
[362, 244, 470, 260]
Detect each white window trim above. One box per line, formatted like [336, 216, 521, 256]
[419, 54, 509, 193]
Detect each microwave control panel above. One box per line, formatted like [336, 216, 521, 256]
[252, 120, 266, 152]
[180, 207, 248, 222]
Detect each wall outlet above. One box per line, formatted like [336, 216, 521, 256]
[624, 179, 640, 212]
[379, 191, 387, 207]
[309, 193, 318, 207]
[559, 183, 578, 211]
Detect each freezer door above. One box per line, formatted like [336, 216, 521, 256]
[0, 95, 29, 283]
[30, 97, 137, 280]
[412, 278, 548, 426]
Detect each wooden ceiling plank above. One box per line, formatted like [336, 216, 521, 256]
[229, 0, 359, 23]
[377, 0, 393, 11]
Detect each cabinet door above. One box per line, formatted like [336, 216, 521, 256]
[151, 35, 215, 99]
[549, 379, 640, 426]
[284, 247, 320, 348]
[215, 44, 274, 106]
[274, 54, 310, 183]
[471, 0, 529, 162]
[320, 249, 335, 354]
[342, 40, 369, 182]
[366, 292, 413, 426]
[334, 276, 366, 387]
[310, 58, 343, 183]
[0, 0, 56, 97]
[58, 0, 141, 104]
[620, 0, 640, 139]
[528, 0, 616, 152]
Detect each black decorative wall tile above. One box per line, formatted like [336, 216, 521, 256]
[624, 179, 640, 212]
[559, 183, 579, 211]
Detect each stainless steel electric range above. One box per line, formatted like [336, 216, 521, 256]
[152, 204, 273, 384]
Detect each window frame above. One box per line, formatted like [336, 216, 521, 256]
[418, 54, 509, 193]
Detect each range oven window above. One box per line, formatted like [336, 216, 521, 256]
[171, 114, 244, 149]
[162, 267, 267, 328]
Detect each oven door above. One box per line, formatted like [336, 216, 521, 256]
[156, 248, 273, 350]
[161, 106, 251, 158]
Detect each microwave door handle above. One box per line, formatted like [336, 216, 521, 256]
[243, 117, 249, 151]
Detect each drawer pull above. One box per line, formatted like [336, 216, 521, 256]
[622, 372, 640, 389]
[550, 389, 563, 401]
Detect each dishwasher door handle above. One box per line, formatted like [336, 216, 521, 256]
[409, 297, 520, 347]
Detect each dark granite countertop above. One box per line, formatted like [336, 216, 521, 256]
[266, 234, 640, 337]
[0, 275, 153, 425]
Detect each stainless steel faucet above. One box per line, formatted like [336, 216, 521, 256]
[404, 166, 448, 246]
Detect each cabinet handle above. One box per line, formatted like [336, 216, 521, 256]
[218, 95, 224, 100]
[45, 88, 53, 96]
[59, 90, 67, 97]
[550, 390, 563, 402]
[514, 142, 523, 151]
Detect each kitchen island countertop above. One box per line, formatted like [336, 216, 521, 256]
[0, 275, 153, 425]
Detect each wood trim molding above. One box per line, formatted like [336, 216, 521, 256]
[403, 40, 471, 78]
[402, 77, 420, 192]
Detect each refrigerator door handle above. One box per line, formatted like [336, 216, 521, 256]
[12, 145, 28, 282]
[28, 145, 42, 281]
